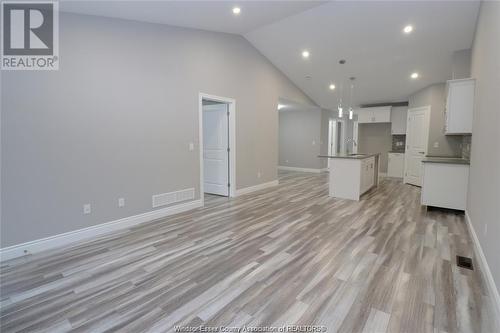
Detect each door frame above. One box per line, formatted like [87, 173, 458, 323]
[352, 121, 359, 154]
[199, 93, 236, 204]
[404, 105, 431, 185]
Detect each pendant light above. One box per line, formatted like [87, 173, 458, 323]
[338, 83, 343, 118]
[349, 77, 355, 120]
[337, 59, 346, 118]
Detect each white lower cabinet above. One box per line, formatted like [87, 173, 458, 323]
[360, 157, 375, 193]
[421, 162, 469, 210]
[388, 153, 405, 178]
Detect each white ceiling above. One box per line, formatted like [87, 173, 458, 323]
[245, 1, 480, 108]
[61, 1, 480, 109]
[60, 1, 325, 35]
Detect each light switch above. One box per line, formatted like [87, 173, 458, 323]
[189, 142, 194, 151]
[118, 198, 125, 208]
[83, 204, 91, 215]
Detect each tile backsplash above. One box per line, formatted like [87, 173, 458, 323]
[392, 135, 406, 152]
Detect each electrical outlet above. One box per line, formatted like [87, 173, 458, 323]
[189, 142, 194, 151]
[312, 140, 316, 146]
[118, 198, 125, 208]
[285, 160, 289, 163]
[433, 142, 439, 148]
[257, 171, 262, 178]
[83, 204, 91, 215]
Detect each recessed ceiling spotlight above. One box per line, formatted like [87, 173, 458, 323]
[277, 104, 285, 110]
[411, 72, 419, 79]
[329, 84, 336, 90]
[403, 25, 413, 34]
[232, 7, 241, 15]
[302, 50, 310, 59]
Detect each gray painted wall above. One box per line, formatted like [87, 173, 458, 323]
[467, 1, 500, 292]
[408, 83, 462, 157]
[278, 109, 323, 170]
[452, 49, 472, 80]
[1, 13, 314, 247]
[358, 123, 392, 172]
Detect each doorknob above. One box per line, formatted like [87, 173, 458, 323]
[419, 151, 425, 154]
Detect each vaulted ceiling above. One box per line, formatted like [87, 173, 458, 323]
[62, 1, 480, 108]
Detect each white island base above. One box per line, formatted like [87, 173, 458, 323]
[323, 154, 380, 201]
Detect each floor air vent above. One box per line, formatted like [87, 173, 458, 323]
[152, 188, 194, 208]
[456, 255, 473, 270]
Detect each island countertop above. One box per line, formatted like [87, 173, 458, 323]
[422, 157, 470, 165]
[318, 153, 381, 160]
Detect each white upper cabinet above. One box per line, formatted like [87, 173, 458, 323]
[355, 106, 391, 124]
[390, 106, 408, 135]
[445, 78, 475, 134]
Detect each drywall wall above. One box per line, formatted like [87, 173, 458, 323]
[452, 49, 472, 80]
[1, 13, 314, 247]
[358, 123, 392, 172]
[468, 1, 500, 295]
[278, 108, 323, 170]
[408, 83, 462, 156]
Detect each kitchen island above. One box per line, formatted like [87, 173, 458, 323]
[318, 153, 380, 201]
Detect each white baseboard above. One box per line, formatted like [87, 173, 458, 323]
[0, 199, 203, 262]
[464, 211, 500, 326]
[278, 166, 323, 173]
[379, 172, 388, 178]
[235, 180, 279, 196]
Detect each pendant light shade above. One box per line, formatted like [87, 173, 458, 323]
[348, 77, 356, 120]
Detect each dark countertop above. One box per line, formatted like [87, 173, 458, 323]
[422, 157, 470, 165]
[318, 153, 380, 160]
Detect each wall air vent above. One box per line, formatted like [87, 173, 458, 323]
[152, 188, 195, 208]
[456, 255, 473, 270]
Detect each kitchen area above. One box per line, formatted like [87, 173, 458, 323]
[320, 73, 474, 209]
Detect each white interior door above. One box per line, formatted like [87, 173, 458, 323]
[404, 106, 430, 186]
[203, 103, 229, 196]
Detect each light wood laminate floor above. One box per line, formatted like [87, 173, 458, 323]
[1, 171, 498, 332]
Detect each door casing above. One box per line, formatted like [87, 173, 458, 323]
[199, 93, 236, 204]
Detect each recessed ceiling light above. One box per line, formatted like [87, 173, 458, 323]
[277, 104, 285, 110]
[302, 50, 310, 59]
[403, 25, 413, 34]
[411, 72, 419, 79]
[232, 7, 241, 15]
[329, 84, 336, 90]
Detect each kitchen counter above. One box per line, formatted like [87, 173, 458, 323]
[318, 153, 381, 160]
[422, 157, 470, 165]
[320, 153, 380, 201]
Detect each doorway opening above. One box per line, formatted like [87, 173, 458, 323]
[199, 93, 236, 203]
[327, 119, 345, 166]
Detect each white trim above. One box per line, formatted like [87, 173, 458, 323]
[464, 211, 500, 327]
[0, 199, 202, 262]
[235, 180, 279, 197]
[278, 166, 324, 173]
[199, 93, 237, 203]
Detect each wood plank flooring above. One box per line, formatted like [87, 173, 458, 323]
[0, 171, 498, 332]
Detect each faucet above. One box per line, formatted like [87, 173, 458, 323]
[346, 138, 357, 146]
